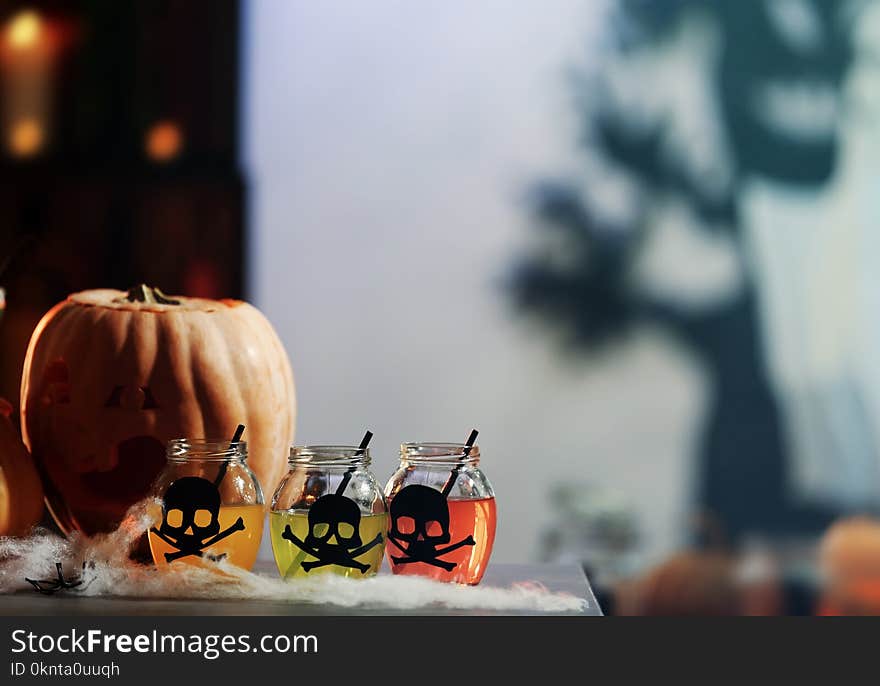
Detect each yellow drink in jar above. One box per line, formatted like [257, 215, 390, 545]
[149, 503, 264, 571]
[270, 510, 387, 578]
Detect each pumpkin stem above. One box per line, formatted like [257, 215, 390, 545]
[116, 284, 181, 306]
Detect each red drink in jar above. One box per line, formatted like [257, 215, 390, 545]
[385, 442, 496, 585]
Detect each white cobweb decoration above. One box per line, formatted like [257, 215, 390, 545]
[0, 499, 586, 613]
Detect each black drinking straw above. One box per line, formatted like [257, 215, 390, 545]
[441, 429, 478, 497]
[214, 424, 245, 488]
[336, 430, 373, 495]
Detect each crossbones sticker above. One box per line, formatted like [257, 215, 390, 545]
[281, 493, 383, 573]
[150, 476, 245, 563]
[387, 484, 475, 572]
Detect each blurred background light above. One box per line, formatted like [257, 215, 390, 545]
[145, 120, 184, 163]
[6, 10, 42, 51]
[8, 117, 43, 157]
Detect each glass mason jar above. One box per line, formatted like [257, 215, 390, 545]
[384, 442, 496, 585]
[147, 439, 264, 570]
[270, 445, 387, 579]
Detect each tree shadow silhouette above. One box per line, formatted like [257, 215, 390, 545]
[510, 0, 860, 544]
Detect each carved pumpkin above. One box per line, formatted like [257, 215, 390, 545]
[0, 397, 44, 536]
[20, 285, 296, 535]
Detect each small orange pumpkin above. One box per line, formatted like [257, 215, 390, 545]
[819, 517, 880, 615]
[634, 551, 738, 616]
[0, 397, 44, 536]
[20, 285, 296, 535]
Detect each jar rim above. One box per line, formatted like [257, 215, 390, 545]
[400, 442, 480, 464]
[289, 445, 370, 466]
[166, 438, 247, 461]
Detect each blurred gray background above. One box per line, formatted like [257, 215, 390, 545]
[243, 0, 880, 572]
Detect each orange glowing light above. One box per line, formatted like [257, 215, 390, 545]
[145, 120, 183, 162]
[8, 118, 43, 157]
[6, 10, 42, 50]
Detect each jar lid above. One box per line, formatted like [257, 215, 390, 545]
[400, 442, 480, 465]
[289, 445, 370, 466]
[166, 438, 247, 461]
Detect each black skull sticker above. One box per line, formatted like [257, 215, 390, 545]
[387, 484, 475, 572]
[150, 476, 245, 563]
[281, 493, 383, 573]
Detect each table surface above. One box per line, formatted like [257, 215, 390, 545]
[0, 563, 601, 616]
